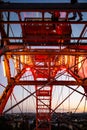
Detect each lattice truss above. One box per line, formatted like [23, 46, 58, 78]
[0, 2, 87, 130]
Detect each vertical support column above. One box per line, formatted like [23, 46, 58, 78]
[36, 85, 52, 130]
[74, 55, 79, 75]
[7, 12, 10, 38]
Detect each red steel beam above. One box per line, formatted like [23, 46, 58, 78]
[3, 37, 87, 41]
[0, 3, 87, 12]
[0, 21, 87, 24]
[15, 80, 82, 86]
[6, 51, 87, 56]
[0, 85, 14, 114]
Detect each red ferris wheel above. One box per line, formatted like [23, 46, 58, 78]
[0, 2, 87, 130]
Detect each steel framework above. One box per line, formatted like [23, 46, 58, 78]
[0, 2, 87, 130]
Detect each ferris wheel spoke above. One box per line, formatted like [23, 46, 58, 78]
[51, 86, 79, 114]
[83, 97, 87, 112]
[66, 85, 87, 97]
[74, 95, 84, 113]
